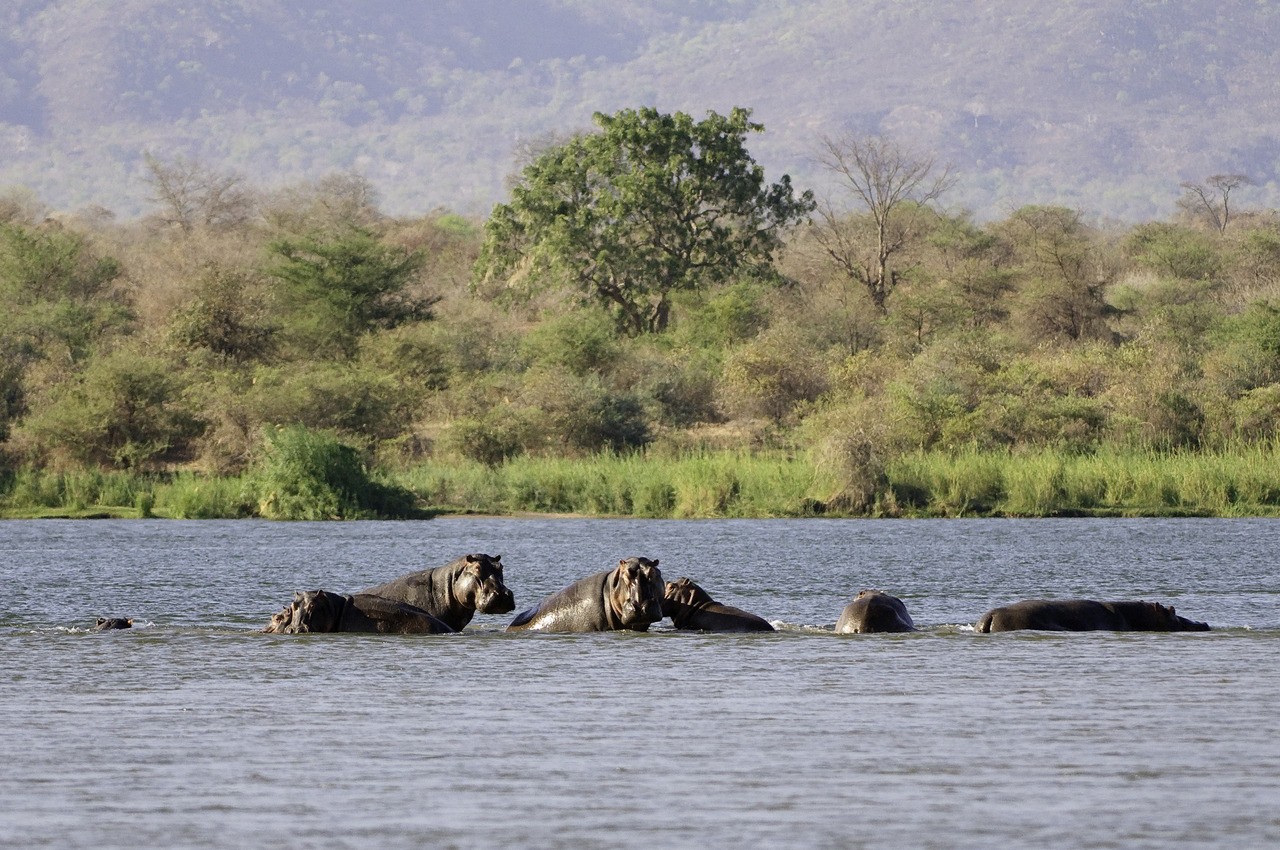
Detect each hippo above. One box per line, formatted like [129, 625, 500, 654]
[507, 557, 664, 633]
[661, 577, 774, 632]
[835, 590, 916, 634]
[94, 617, 133, 631]
[263, 590, 455, 635]
[976, 599, 1211, 633]
[360, 553, 515, 632]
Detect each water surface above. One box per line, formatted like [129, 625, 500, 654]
[2, 518, 1277, 848]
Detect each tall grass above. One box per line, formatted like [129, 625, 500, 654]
[393, 451, 819, 518]
[4, 442, 1280, 519]
[884, 441, 1280, 517]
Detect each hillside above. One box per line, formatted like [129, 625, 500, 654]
[2, 0, 1279, 220]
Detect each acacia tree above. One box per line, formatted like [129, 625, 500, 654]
[267, 229, 432, 358]
[811, 133, 953, 312]
[1178, 173, 1252, 234]
[474, 106, 814, 335]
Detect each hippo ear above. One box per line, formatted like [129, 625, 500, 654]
[651, 558, 659, 567]
[466, 554, 479, 563]
[494, 554, 501, 563]
[618, 558, 628, 567]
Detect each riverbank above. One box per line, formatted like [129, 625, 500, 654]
[4, 443, 1280, 520]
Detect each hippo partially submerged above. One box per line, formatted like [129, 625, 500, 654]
[507, 557, 664, 633]
[976, 599, 1211, 633]
[361, 553, 515, 631]
[94, 617, 133, 631]
[835, 590, 916, 633]
[263, 590, 455, 635]
[661, 577, 774, 632]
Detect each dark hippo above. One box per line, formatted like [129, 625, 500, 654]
[661, 577, 774, 632]
[976, 599, 1211, 633]
[507, 557, 664, 633]
[835, 590, 916, 633]
[94, 617, 133, 631]
[263, 590, 455, 635]
[360, 553, 515, 632]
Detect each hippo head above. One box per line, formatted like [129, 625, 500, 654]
[1117, 601, 1210, 632]
[661, 577, 713, 618]
[94, 617, 133, 631]
[454, 553, 516, 615]
[291, 590, 343, 633]
[612, 557, 664, 628]
[1152, 602, 1211, 632]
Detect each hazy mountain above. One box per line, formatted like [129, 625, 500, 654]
[2, 0, 1278, 221]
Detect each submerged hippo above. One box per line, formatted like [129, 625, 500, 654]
[360, 553, 515, 631]
[976, 599, 1211, 633]
[661, 577, 774, 632]
[507, 557, 664, 633]
[94, 617, 133, 631]
[835, 590, 916, 634]
[263, 590, 455, 635]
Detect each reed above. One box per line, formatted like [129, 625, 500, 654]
[883, 442, 1280, 517]
[393, 451, 818, 517]
[4, 442, 1280, 519]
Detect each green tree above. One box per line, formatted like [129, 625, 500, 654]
[14, 350, 201, 469]
[267, 229, 432, 358]
[0, 222, 128, 365]
[0, 222, 129, 439]
[168, 265, 277, 363]
[474, 106, 813, 335]
[1000, 206, 1117, 344]
[1125, 222, 1221, 281]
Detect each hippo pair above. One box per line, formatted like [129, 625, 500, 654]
[264, 553, 514, 635]
[509, 564, 781, 633]
[829, 592, 1211, 633]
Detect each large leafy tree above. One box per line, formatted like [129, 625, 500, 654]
[475, 106, 814, 335]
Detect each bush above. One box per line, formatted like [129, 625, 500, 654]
[13, 350, 202, 469]
[251, 425, 417, 520]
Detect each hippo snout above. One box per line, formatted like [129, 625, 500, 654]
[481, 587, 516, 615]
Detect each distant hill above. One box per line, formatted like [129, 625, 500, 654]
[2, 0, 1278, 221]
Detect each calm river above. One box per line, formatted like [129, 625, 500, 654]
[2, 517, 1278, 849]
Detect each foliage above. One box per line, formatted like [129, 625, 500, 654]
[251, 425, 416, 520]
[7, 162, 1280, 518]
[11, 349, 201, 469]
[267, 228, 432, 357]
[474, 106, 813, 334]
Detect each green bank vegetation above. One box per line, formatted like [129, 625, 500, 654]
[3, 108, 1280, 519]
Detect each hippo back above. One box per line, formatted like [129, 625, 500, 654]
[662, 577, 774, 632]
[977, 599, 1211, 632]
[835, 590, 915, 634]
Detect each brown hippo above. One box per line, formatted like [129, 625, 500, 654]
[835, 590, 916, 634]
[661, 577, 774, 632]
[976, 599, 1211, 633]
[263, 590, 455, 635]
[360, 553, 515, 632]
[94, 617, 133, 631]
[507, 557, 664, 633]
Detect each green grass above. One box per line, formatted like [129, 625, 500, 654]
[5, 442, 1280, 519]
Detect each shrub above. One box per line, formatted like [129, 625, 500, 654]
[251, 425, 416, 520]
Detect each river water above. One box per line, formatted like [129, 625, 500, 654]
[1, 517, 1277, 849]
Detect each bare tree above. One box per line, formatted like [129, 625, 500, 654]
[812, 133, 954, 312]
[1178, 173, 1252, 234]
[143, 152, 254, 234]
